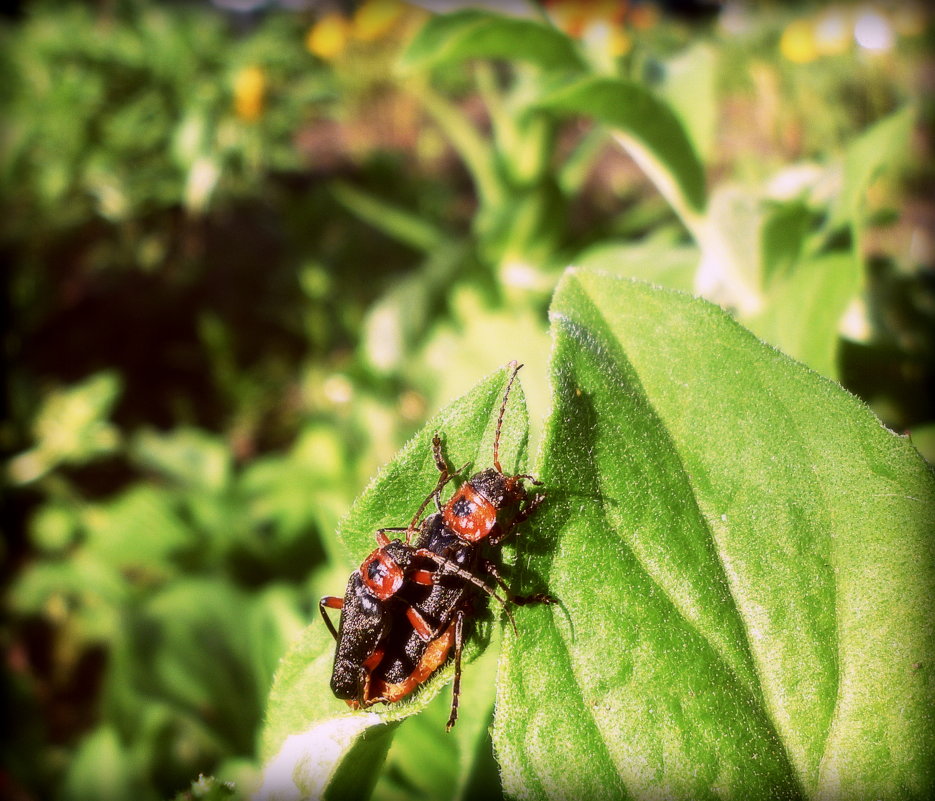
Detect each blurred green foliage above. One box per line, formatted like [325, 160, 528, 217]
[2, 1, 932, 800]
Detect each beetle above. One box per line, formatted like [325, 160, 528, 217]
[322, 363, 552, 728]
[319, 452, 458, 707]
[320, 464, 520, 711]
[362, 510, 550, 729]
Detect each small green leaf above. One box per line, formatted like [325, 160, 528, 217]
[9, 551, 126, 642]
[29, 502, 80, 553]
[760, 200, 813, 288]
[536, 76, 706, 218]
[83, 485, 192, 577]
[748, 251, 859, 380]
[131, 427, 232, 491]
[400, 10, 585, 73]
[260, 366, 531, 798]
[330, 181, 445, 253]
[8, 371, 122, 484]
[108, 578, 296, 764]
[496, 269, 935, 800]
[60, 726, 138, 801]
[827, 105, 914, 234]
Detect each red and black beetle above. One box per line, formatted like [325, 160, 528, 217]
[321, 363, 552, 727]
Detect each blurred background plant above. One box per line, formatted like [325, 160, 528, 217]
[1, 0, 932, 799]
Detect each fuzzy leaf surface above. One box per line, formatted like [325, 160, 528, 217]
[495, 270, 935, 800]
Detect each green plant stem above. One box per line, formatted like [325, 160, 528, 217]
[474, 61, 514, 163]
[330, 180, 444, 252]
[559, 125, 608, 195]
[412, 81, 504, 209]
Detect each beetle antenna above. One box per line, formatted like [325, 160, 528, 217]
[493, 362, 522, 474]
[406, 434, 456, 540]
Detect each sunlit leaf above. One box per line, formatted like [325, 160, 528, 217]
[28, 502, 80, 553]
[694, 182, 765, 314]
[401, 10, 585, 73]
[655, 43, 717, 162]
[495, 269, 935, 800]
[535, 76, 706, 219]
[8, 372, 122, 484]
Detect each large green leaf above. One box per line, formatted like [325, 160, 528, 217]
[535, 76, 707, 221]
[495, 269, 935, 800]
[400, 10, 586, 73]
[258, 366, 532, 800]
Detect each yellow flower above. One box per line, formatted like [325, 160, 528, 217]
[608, 24, 632, 57]
[233, 65, 266, 121]
[780, 18, 819, 64]
[306, 11, 351, 60]
[353, 0, 408, 42]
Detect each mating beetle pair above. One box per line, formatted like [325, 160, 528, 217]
[320, 363, 551, 729]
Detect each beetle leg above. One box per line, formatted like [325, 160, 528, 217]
[446, 610, 466, 731]
[431, 433, 448, 474]
[319, 596, 343, 640]
[406, 605, 438, 642]
[412, 548, 518, 635]
[403, 434, 463, 540]
[376, 527, 408, 539]
[480, 559, 556, 606]
[488, 492, 545, 546]
[411, 569, 435, 586]
[356, 647, 387, 708]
